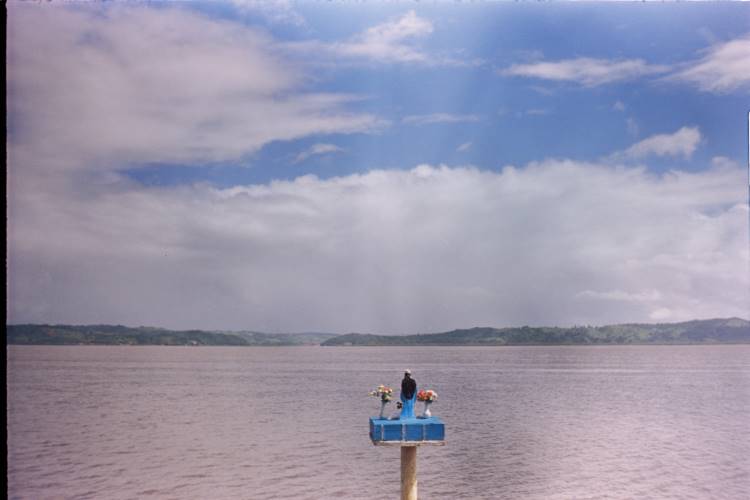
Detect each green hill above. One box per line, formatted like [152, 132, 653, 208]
[5, 324, 337, 346]
[7, 318, 749, 346]
[321, 318, 750, 346]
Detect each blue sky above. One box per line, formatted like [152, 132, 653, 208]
[121, 2, 750, 188]
[7, 2, 750, 332]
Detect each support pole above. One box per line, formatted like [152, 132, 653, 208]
[400, 446, 417, 500]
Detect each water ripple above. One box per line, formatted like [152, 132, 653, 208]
[7, 345, 750, 499]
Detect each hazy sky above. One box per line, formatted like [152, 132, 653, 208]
[7, 1, 749, 333]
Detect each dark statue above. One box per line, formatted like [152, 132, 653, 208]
[400, 369, 417, 419]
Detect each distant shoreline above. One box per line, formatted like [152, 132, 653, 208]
[6, 318, 749, 347]
[8, 342, 750, 347]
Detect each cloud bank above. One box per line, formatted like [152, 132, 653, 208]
[7, 4, 381, 172]
[8, 162, 748, 333]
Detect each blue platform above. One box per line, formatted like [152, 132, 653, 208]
[369, 416, 445, 445]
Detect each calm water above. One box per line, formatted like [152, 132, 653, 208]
[7, 345, 750, 499]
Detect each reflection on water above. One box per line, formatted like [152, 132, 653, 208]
[7, 345, 750, 499]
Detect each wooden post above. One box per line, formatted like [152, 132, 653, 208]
[400, 445, 417, 500]
[369, 415, 444, 499]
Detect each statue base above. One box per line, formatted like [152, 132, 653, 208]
[369, 416, 445, 445]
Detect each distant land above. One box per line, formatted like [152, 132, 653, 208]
[5, 324, 336, 346]
[5, 318, 750, 346]
[321, 318, 750, 346]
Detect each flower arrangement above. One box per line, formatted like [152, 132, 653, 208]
[417, 389, 438, 418]
[417, 389, 438, 402]
[371, 385, 394, 419]
[370, 385, 394, 403]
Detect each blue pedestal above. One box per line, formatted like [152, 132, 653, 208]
[369, 416, 445, 444]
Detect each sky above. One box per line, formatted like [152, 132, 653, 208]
[6, 1, 750, 333]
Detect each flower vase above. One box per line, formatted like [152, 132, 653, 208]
[379, 399, 387, 419]
[422, 400, 432, 418]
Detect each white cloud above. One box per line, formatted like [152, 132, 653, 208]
[457, 142, 473, 153]
[403, 113, 481, 125]
[624, 126, 702, 159]
[284, 10, 478, 67]
[613, 101, 626, 112]
[6, 4, 381, 171]
[285, 10, 434, 65]
[343, 9, 433, 62]
[502, 58, 669, 87]
[711, 156, 740, 169]
[294, 143, 344, 163]
[8, 161, 748, 332]
[669, 35, 750, 93]
[502, 36, 750, 93]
